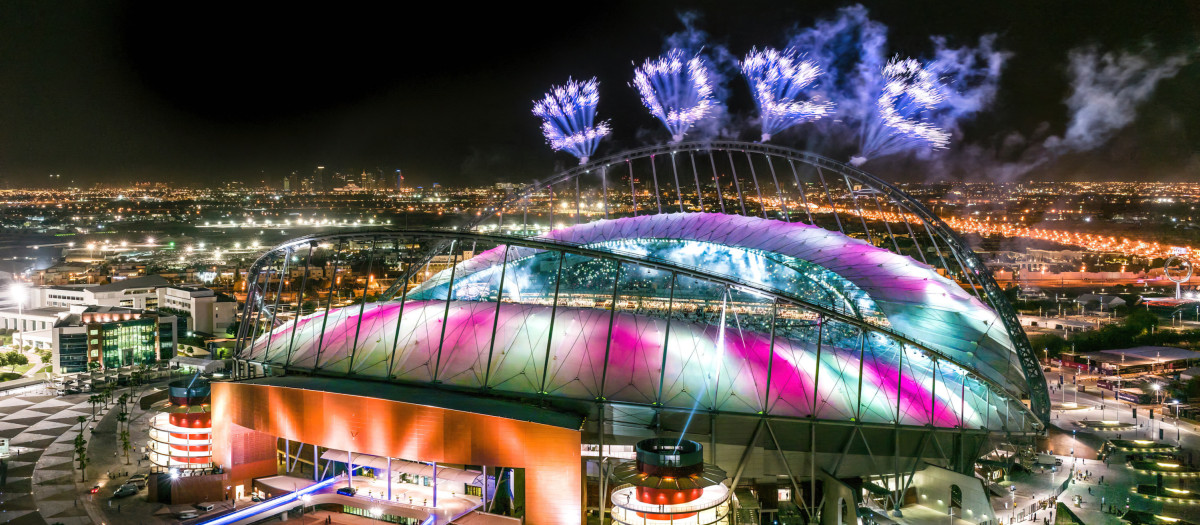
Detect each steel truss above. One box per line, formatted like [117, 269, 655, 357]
[395, 140, 1049, 426]
[239, 228, 1036, 435]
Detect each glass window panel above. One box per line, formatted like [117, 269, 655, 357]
[658, 275, 728, 411]
[765, 303, 818, 418]
[542, 255, 619, 399]
[710, 287, 773, 415]
[601, 263, 674, 405]
[813, 321, 862, 422]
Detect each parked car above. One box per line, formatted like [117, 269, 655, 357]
[112, 484, 139, 498]
[336, 486, 357, 496]
[127, 474, 147, 488]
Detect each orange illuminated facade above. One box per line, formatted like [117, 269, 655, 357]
[211, 380, 583, 525]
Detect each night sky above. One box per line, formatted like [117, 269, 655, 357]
[0, 1, 1197, 187]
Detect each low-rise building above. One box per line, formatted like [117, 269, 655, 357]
[25, 276, 232, 336]
[0, 305, 177, 374]
[156, 285, 236, 335]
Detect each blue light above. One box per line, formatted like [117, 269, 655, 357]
[195, 476, 341, 525]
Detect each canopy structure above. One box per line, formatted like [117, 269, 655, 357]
[244, 213, 1034, 432]
[319, 449, 485, 486]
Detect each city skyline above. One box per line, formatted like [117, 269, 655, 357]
[0, 1, 1197, 187]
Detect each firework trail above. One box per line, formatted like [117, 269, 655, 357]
[741, 47, 834, 142]
[632, 49, 716, 143]
[532, 77, 611, 164]
[853, 57, 951, 165]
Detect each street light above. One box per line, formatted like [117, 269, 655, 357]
[8, 283, 27, 351]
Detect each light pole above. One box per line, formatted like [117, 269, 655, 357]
[1172, 400, 1182, 445]
[8, 283, 27, 352]
[1151, 383, 1162, 439]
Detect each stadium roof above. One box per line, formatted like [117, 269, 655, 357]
[244, 214, 1034, 432]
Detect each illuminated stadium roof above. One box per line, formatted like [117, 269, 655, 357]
[244, 212, 1036, 432]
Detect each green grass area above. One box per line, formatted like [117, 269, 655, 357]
[5, 362, 37, 375]
[0, 372, 22, 382]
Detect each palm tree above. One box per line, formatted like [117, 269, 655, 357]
[119, 427, 131, 466]
[74, 433, 88, 482]
[88, 395, 101, 420]
[74, 416, 89, 482]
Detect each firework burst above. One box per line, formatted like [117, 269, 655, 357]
[632, 49, 716, 143]
[855, 56, 951, 163]
[741, 47, 834, 142]
[532, 77, 611, 164]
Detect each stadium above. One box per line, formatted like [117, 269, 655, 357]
[214, 142, 1049, 524]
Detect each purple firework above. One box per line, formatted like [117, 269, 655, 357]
[532, 77, 611, 164]
[741, 47, 834, 142]
[632, 49, 715, 143]
[855, 56, 951, 164]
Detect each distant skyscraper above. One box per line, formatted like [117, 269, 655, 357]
[314, 166, 326, 192]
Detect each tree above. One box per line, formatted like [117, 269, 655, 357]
[118, 411, 132, 466]
[2, 350, 26, 371]
[88, 395, 101, 420]
[117, 410, 128, 432]
[74, 416, 89, 482]
[74, 433, 88, 482]
[130, 370, 144, 396]
[1029, 333, 1068, 360]
[8, 352, 28, 371]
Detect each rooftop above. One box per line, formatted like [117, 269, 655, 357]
[1083, 346, 1200, 365]
[88, 274, 169, 293]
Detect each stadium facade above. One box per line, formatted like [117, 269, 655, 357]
[214, 141, 1049, 524]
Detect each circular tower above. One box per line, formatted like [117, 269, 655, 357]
[609, 438, 730, 524]
[148, 378, 213, 473]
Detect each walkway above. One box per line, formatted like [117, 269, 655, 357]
[0, 392, 95, 525]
